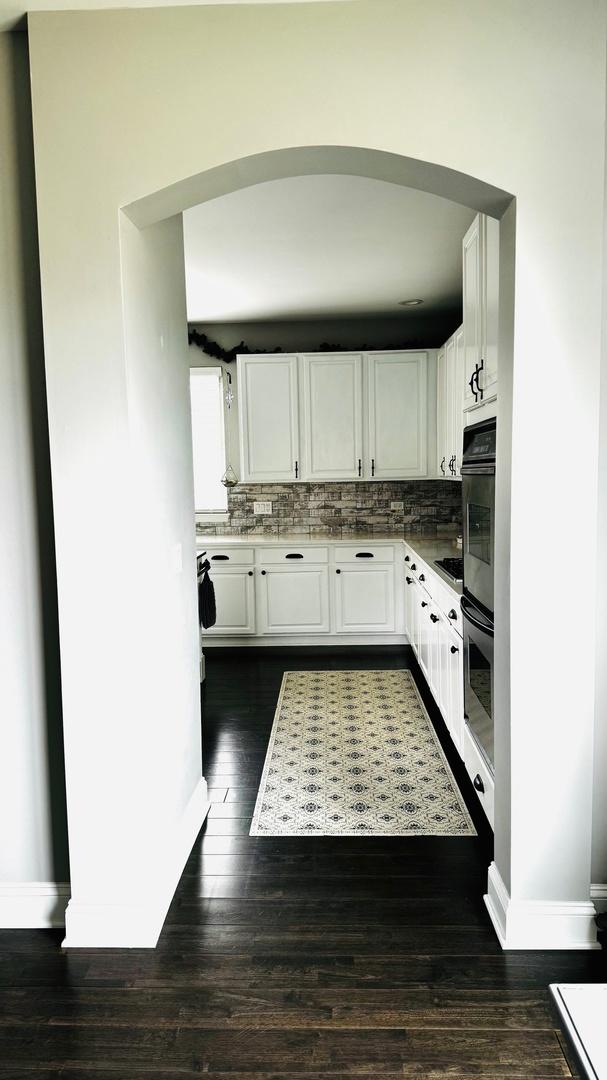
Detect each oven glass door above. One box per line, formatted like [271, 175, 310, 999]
[462, 599, 494, 771]
[463, 472, 495, 615]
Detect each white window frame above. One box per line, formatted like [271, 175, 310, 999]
[190, 366, 229, 522]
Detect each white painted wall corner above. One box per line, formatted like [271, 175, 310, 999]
[62, 777, 209, 948]
[485, 862, 600, 951]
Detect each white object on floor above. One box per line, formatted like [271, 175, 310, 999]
[550, 984, 607, 1079]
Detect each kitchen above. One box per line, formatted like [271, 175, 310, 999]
[190, 178, 498, 833]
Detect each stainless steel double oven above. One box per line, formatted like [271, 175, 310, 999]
[461, 418, 495, 772]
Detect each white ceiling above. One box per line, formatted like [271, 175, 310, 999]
[2, 0, 351, 33]
[183, 174, 475, 323]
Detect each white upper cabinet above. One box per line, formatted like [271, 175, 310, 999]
[462, 212, 499, 410]
[367, 352, 427, 479]
[237, 350, 429, 483]
[435, 326, 463, 480]
[300, 353, 363, 481]
[238, 354, 299, 482]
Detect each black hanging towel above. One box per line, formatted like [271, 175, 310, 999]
[197, 552, 216, 630]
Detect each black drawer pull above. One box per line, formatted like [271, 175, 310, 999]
[404, 555, 410, 562]
[355, 552, 374, 559]
[248, 571, 253, 577]
[448, 608, 458, 620]
[430, 613, 439, 623]
[419, 573, 425, 582]
[450, 644, 458, 654]
[211, 554, 229, 561]
[406, 576, 413, 584]
[473, 773, 485, 794]
[421, 601, 428, 608]
[261, 570, 266, 576]
[410, 564, 417, 571]
[285, 553, 304, 559]
[336, 569, 341, 574]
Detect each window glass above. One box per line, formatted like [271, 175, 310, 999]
[189, 367, 228, 512]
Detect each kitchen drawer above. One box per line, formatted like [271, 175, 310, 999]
[334, 545, 395, 564]
[462, 722, 494, 828]
[430, 574, 462, 636]
[260, 546, 328, 564]
[205, 547, 255, 566]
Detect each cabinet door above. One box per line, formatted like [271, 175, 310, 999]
[445, 336, 456, 478]
[203, 568, 256, 636]
[417, 593, 431, 678]
[446, 626, 464, 752]
[479, 215, 499, 402]
[333, 565, 395, 633]
[436, 346, 447, 478]
[404, 571, 416, 647]
[300, 353, 363, 480]
[238, 355, 299, 482]
[367, 352, 427, 478]
[259, 565, 330, 634]
[462, 214, 484, 410]
[453, 325, 465, 477]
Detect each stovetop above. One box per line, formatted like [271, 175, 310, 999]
[434, 557, 463, 582]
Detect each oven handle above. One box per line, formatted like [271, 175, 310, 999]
[460, 465, 495, 476]
[461, 595, 494, 638]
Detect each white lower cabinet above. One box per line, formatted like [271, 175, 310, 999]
[333, 564, 395, 634]
[258, 565, 330, 635]
[462, 721, 494, 827]
[203, 567, 256, 636]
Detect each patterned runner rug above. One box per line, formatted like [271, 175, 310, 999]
[250, 670, 476, 836]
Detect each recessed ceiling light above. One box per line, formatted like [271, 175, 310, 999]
[398, 298, 424, 307]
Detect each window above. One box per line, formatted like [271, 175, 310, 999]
[189, 367, 228, 514]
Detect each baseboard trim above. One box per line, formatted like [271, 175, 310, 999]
[63, 776, 209, 948]
[203, 634, 408, 647]
[0, 881, 71, 928]
[485, 862, 600, 950]
[591, 883, 607, 912]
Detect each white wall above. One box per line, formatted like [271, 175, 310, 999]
[0, 32, 69, 927]
[26, 0, 607, 946]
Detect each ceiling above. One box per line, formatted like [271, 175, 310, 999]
[2, 0, 352, 33]
[183, 174, 475, 324]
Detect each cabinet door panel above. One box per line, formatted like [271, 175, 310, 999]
[203, 569, 256, 636]
[447, 627, 464, 753]
[453, 326, 465, 477]
[260, 566, 330, 634]
[445, 336, 456, 478]
[334, 566, 395, 633]
[301, 354, 363, 480]
[238, 355, 299, 482]
[368, 352, 427, 478]
[463, 215, 483, 410]
[436, 346, 447, 478]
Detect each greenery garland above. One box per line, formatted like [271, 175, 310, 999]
[188, 327, 421, 362]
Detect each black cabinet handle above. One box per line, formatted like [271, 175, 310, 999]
[430, 613, 439, 623]
[410, 564, 417, 571]
[285, 553, 303, 559]
[211, 554, 229, 561]
[476, 359, 485, 401]
[421, 601, 428, 608]
[294, 460, 299, 478]
[261, 570, 266, 576]
[440, 457, 445, 475]
[448, 609, 458, 620]
[355, 552, 374, 559]
[371, 458, 375, 476]
[404, 555, 410, 563]
[358, 458, 362, 477]
[473, 773, 485, 793]
[469, 367, 479, 403]
[406, 576, 414, 584]
[336, 569, 341, 574]
[450, 456, 456, 475]
[450, 644, 458, 654]
[248, 571, 253, 577]
[419, 573, 425, 582]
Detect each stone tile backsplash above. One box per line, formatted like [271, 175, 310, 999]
[196, 481, 462, 538]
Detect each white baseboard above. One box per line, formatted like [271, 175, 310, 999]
[63, 776, 209, 948]
[484, 862, 600, 950]
[0, 881, 71, 928]
[590, 883, 607, 913]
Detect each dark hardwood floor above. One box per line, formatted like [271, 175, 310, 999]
[1, 646, 605, 1077]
